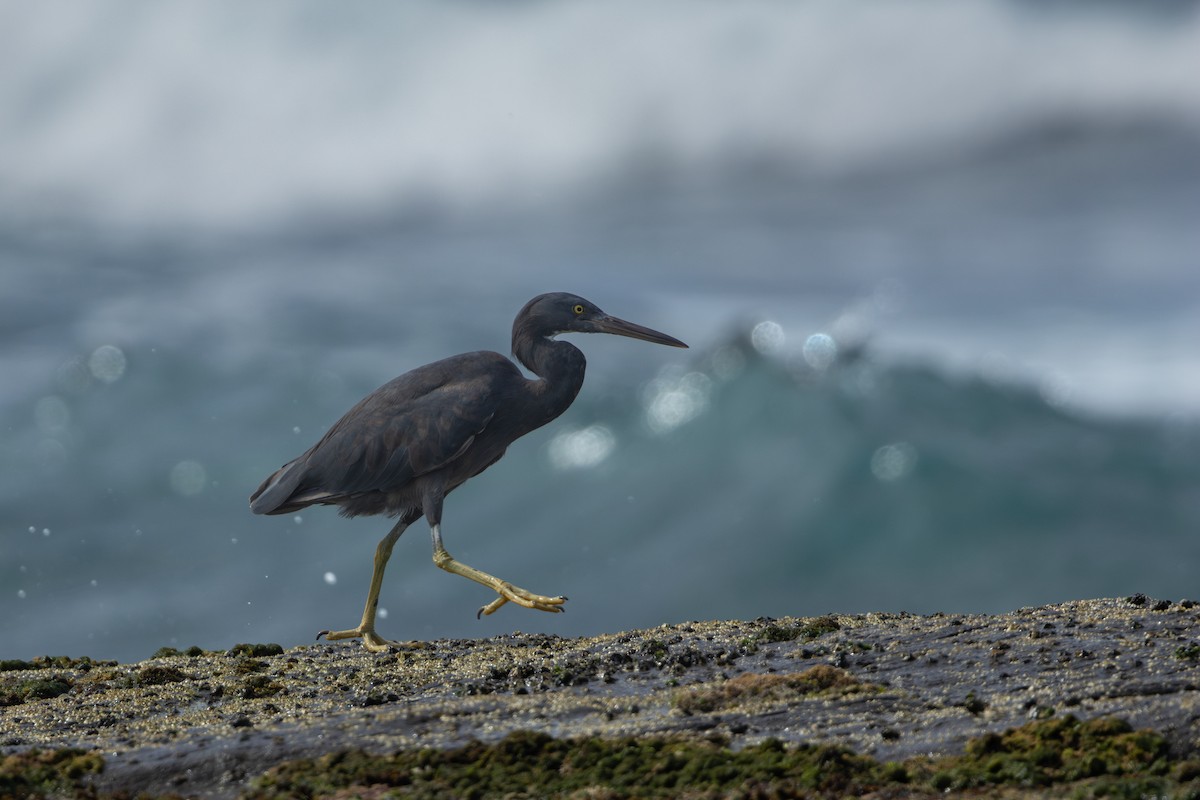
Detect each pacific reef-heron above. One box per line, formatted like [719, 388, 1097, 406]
[250, 292, 688, 650]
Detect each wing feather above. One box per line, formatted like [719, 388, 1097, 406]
[249, 352, 514, 515]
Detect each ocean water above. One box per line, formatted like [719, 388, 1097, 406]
[2, 1, 1199, 662]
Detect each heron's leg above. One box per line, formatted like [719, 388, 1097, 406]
[318, 517, 411, 651]
[429, 523, 567, 617]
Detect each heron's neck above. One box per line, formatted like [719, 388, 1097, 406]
[513, 334, 587, 428]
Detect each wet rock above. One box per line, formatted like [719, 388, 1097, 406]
[0, 598, 1197, 799]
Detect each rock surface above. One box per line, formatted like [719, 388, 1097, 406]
[2, 596, 1198, 798]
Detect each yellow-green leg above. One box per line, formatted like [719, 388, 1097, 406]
[430, 523, 567, 618]
[318, 518, 408, 652]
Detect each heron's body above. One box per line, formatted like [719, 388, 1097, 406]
[251, 348, 580, 519]
[250, 293, 686, 650]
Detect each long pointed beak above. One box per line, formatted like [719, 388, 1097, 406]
[593, 314, 688, 348]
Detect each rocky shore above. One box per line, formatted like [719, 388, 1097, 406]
[3, 596, 1199, 798]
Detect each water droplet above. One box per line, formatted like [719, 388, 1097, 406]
[28, 526, 35, 534]
[293, 515, 303, 525]
[323, 571, 337, 586]
[292, 426, 301, 434]
[90, 579, 98, 587]
[170, 460, 207, 496]
[17, 590, 26, 600]
[378, 608, 389, 620]
[88, 345, 127, 384]
[42, 528, 51, 537]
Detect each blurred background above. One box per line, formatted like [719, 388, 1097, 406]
[2, 1, 1198, 662]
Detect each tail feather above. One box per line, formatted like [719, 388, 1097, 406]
[249, 459, 309, 515]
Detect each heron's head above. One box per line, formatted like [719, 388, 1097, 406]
[516, 293, 688, 348]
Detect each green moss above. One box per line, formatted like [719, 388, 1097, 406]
[1174, 643, 1200, 661]
[0, 656, 108, 673]
[241, 715, 1199, 800]
[0, 675, 73, 706]
[228, 643, 284, 658]
[959, 691, 988, 715]
[151, 645, 209, 659]
[134, 665, 188, 687]
[0, 748, 103, 799]
[244, 732, 885, 800]
[641, 639, 668, 661]
[752, 615, 841, 646]
[913, 715, 1172, 793]
[241, 674, 284, 699]
[232, 658, 269, 675]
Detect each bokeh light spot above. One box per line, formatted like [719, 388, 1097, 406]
[644, 370, 711, 434]
[323, 571, 337, 586]
[802, 333, 838, 371]
[88, 345, 127, 384]
[547, 424, 616, 470]
[170, 460, 208, 496]
[750, 320, 785, 355]
[871, 442, 918, 482]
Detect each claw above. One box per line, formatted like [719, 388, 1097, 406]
[476, 590, 566, 619]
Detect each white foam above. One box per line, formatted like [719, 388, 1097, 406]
[2, 1, 1197, 232]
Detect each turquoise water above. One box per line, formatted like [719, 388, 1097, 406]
[2, 1, 1199, 661]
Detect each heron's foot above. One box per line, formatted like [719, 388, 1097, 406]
[316, 626, 407, 653]
[477, 583, 568, 618]
[432, 545, 567, 619]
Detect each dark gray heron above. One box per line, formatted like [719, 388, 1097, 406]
[250, 292, 688, 650]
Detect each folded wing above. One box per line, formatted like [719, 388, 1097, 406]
[249, 353, 511, 516]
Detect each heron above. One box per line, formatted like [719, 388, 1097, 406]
[250, 292, 688, 650]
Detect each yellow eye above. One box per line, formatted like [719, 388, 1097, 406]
[573, 304, 585, 315]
